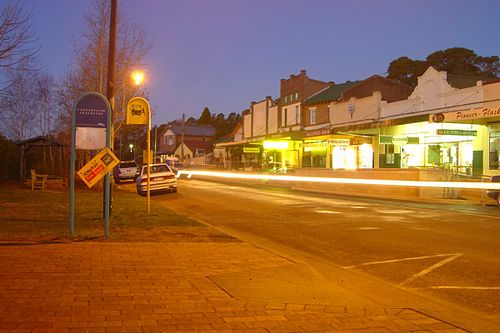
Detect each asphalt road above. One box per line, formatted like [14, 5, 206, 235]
[129, 178, 500, 331]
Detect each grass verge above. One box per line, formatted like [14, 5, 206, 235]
[0, 181, 236, 243]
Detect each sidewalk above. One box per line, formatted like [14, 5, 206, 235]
[0, 241, 467, 332]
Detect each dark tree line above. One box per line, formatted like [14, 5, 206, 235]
[196, 107, 241, 140]
[387, 47, 499, 86]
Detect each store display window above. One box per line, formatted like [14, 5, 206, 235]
[490, 132, 500, 169]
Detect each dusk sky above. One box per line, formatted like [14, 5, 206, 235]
[22, 0, 500, 125]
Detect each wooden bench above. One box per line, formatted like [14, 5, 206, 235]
[31, 169, 48, 190]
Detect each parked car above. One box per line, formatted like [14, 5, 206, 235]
[486, 175, 500, 206]
[114, 161, 138, 183]
[136, 163, 177, 196]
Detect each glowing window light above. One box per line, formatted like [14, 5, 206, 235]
[345, 147, 357, 169]
[176, 169, 500, 190]
[263, 141, 289, 149]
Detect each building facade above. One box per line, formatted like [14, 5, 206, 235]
[158, 123, 215, 161]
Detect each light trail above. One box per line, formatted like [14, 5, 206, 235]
[176, 170, 500, 190]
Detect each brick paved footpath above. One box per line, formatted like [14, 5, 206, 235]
[0, 242, 466, 333]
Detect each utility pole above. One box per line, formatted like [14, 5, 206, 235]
[104, 0, 117, 227]
[181, 113, 185, 163]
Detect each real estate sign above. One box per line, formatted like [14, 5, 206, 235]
[77, 147, 119, 188]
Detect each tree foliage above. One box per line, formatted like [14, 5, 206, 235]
[195, 107, 241, 140]
[0, 57, 56, 141]
[57, 0, 152, 146]
[387, 47, 499, 86]
[197, 107, 212, 125]
[0, 2, 57, 141]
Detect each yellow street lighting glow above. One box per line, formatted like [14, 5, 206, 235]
[176, 170, 500, 190]
[263, 141, 289, 149]
[131, 71, 145, 85]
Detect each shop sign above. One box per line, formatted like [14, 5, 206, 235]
[305, 128, 331, 137]
[328, 138, 350, 146]
[437, 129, 477, 136]
[348, 102, 356, 113]
[429, 106, 500, 123]
[243, 147, 260, 153]
[263, 141, 289, 149]
[379, 135, 419, 145]
[303, 141, 328, 148]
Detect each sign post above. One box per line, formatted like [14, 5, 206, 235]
[70, 92, 112, 238]
[127, 97, 151, 213]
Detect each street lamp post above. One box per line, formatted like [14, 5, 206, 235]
[129, 143, 134, 159]
[129, 70, 151, 213]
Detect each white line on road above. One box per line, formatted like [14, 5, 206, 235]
[424, 286, 500, 290]
[400, 253, 463, 286]
[343, 253, 461, 269]
[314, 210, 341, 214]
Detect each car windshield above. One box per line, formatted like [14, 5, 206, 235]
[143, 165, 170, 174]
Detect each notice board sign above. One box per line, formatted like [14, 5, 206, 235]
[75, 93, 110, 149]
[77, 148, 119, 188]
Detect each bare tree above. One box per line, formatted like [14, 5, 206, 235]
[57, 0, 152, 143]
[0, 2, 39, 81]
[0, 58, 40, 141]
[35, 72, 56, 136]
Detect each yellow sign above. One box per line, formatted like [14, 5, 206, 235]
[77, 148, 120, 188]
[126, 97, 150, 125]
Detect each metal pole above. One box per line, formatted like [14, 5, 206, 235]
[104, 0, 117, 235]
[147, 108, 151, 214]
[70, 101, 76, 238]
[181, 113, 185, 163]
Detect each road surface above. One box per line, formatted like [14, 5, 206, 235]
[125, 178, 500, 332]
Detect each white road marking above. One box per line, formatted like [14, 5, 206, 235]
[351, 206, 367, 209]
[400, 253, 463, 286]
[358, 227, 380, 230]
[315, 210, 341, 214]
[375, 209, 414, 214]
[425, 286, 500, 290]
[344, 253, 460, 269]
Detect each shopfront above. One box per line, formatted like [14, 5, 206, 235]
[330, 136, 373, 169]
[262, 140, 301, 171]
[302, 140, 328, 168]
[488, 123, 500, 170]
[378, 122, 483, 175]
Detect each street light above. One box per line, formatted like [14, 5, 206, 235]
[131, 70, 144, 86]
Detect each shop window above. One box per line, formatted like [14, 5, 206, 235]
[386, 144, 395, 165]
[490, 132, 500, 169]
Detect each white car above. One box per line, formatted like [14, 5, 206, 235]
[114, 161, 138, 182]
[136, 163, 177, 196]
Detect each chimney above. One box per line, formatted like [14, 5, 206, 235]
[300, 69, 307, 76]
